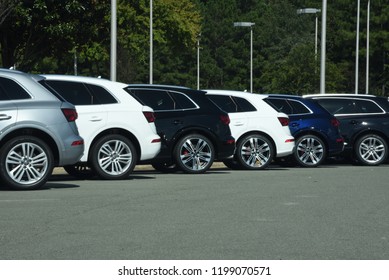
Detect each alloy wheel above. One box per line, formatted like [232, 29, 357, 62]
[237, 134, 274, 170]
[356, 134, 387, 165]
[175, 134, 214, 173]
[295, 135, 325, 167]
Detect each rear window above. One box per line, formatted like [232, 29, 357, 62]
[169, 91, 198, 109]
[289, 100, 311, 114]
[127, 89, 198, 111]
[0, 77, 31, 100]
[265, 98, 292, 114]
[129, 89, 175, 110]
[42, 80, 117, 105]
[265, 98, 311, 115]
[207, 95, 256, 113]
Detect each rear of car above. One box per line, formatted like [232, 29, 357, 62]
[264, 94, 344, 167]
[40, 75, 161, 180]
[205, 90, 295, 170]
[305, 94, 389, 166]
[0, 69, 84, 190]
[125, 85, 236, 174]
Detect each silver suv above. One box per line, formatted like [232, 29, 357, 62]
[0, 69, 84, 190]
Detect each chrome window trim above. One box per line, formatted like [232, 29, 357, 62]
[313, 97, 386, 116]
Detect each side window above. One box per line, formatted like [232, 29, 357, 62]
[87, 84, 117, 104]
[265, 98, 293, 115]
[354, 99, 383, 114]
[233, 97, 256, 112]
[0, 77, 31, 100]
[207, 95, 238, 113]
[315, 98, 355, 115]
[130, 89, 175, 111]
[289, 100, 311, 114]
[0, 81, 9, 101]
[44, 80, 92, 105]
[169, 91, 197, 109]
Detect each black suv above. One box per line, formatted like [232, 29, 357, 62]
[125, 85, 235, 173]
[305, 94, 389, 165]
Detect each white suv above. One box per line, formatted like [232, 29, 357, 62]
[205, 90, 295, 170]
[40, 75, 161, 180]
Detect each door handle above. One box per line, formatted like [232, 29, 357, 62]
[0, 114, 12, 121]
[172, 120, 183, 125]
[349, 120, 359, 125]
[89, 117, 103, 122]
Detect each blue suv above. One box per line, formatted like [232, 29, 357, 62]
[264, 94, 344, 167]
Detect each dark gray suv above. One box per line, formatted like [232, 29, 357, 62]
[0, 69, 84, 190]
[305, 94, 389, 166]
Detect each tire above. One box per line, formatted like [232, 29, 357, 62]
[235, 134, 274, 170]
[90, 134, 137, 180]
[173, 134, 215, 174]
[0, 136, 54, 190]
[151, 162, 178, 173]
[64, 164, 95, 179]
[294, 135, 326, 167]
[354, 134, 388, 166]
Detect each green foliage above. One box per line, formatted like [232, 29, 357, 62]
[0, 0, 388, 95]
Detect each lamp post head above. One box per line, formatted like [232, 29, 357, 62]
[297, 8, 321, 14]
[234, 22, 255, 27]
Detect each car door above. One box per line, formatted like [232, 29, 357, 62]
[0, 101, 17, 135]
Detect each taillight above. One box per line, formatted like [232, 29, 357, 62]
[71, 140, 84, 146]
[61, 108, 78, 122]
[330, 117, 340, 127]
[220, 114, 230, 125]
[278, 117, 289, 126]
[143, 111, 156, 123]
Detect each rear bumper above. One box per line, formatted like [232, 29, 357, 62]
[59, 136, 84, 166]
[275, 137, 295, 157]
[216, 136, 236, 160]
[327, 137, 345, 156]
[139, 137, 162, 161]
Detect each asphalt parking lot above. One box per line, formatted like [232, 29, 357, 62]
[1, 161, 388, 260]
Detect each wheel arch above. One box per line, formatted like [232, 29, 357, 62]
[0, 128, 59, 165]
[236, 130, 276, 157]
[351, 129, 389, 148]
[88, 128, 141, 162]
[293, 130, 328, 152]
[171, 127, 219, 155]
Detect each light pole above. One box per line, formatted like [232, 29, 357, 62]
[110, 0, 117, 81]
[320, 0, 327, 95]
[234, 22, 255, 93]
[297, 8, 321, 62]
[356, 0, 361, 94]
[366, 0, 370, 94]
[150, 0, 153, 84]
[197, 33, 201, 90]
